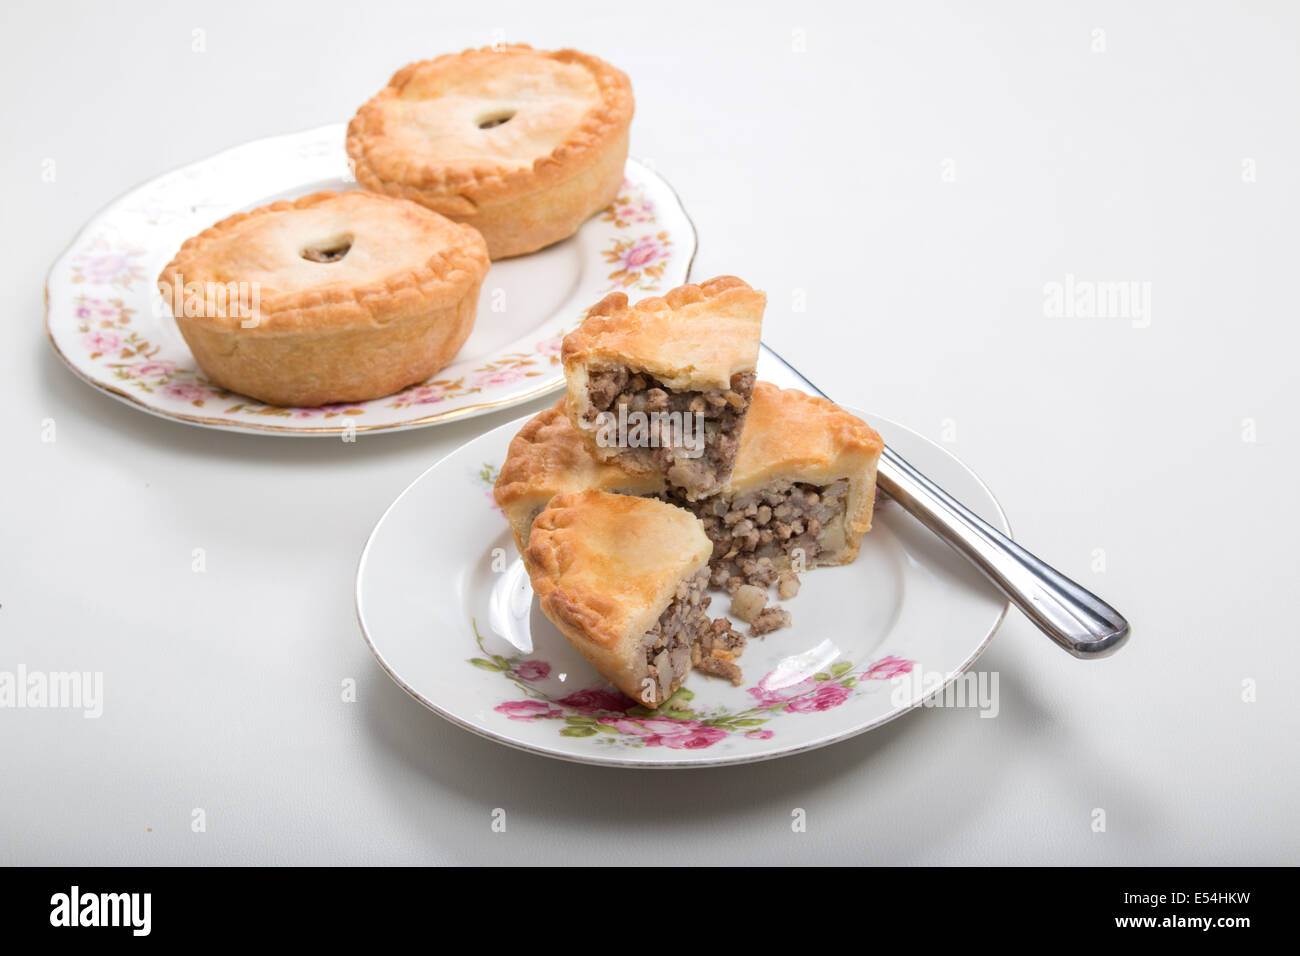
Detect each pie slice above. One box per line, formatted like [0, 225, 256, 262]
[346, 44, 633, 259]
[525, 491, 745, 707]
[562, 276, 764, 501]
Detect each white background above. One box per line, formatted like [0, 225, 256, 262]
[2, 0, 1298, 865]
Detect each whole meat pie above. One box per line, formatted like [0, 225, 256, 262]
[526, 491, 746, 706]
[157, 190, 489, 407]
[562, 276, 765, 501]
[347, 44, 634, 260]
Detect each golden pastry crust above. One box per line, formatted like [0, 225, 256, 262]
[729, 382, 884, 563]
[493, 400, 665, 553]
[562, 276, 764, 393]
[525, 491, 711, 703]
[347, 44, 634, 259]
[157, 190, 489, 407]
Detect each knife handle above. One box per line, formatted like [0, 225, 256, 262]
[878, 446, 1129, 657]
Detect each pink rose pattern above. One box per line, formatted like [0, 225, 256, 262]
[862, 655, 913, 681]
[470, 618, 914, 751]
[71, 239, 146, 288]
[69, 282, 228, 408]
[473, 367, 527, 389]
[602, 188, 657, 228]
[387, 379, 474, 409]
[603, 233, 672, 290]
[557, 687, 635, 714]
[161, 382, 212, 403]
[81, 329, 122, 355]
[125, 359, 177, 379]
[514, 660, 551, 682]
[534, 334, 564, 364]
[497, 700, 562, 721]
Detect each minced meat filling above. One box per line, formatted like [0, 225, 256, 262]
[640, 569, 748, 700]
[674, 478, 851, 590]
[584, 367, 755, 499]
[692, 617, 747, 685]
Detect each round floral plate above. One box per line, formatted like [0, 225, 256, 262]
[44, 124, 695, 436]
[355, 407, 1011, 768]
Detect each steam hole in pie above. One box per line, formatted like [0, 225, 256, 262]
[300, 237, 353, 263]
[476, 109, 516, 129]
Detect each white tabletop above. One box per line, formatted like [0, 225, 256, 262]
[3, 0, 1297, 865]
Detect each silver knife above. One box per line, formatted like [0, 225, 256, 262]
[757, 342, 1130, 658]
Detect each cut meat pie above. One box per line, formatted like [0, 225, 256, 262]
[676, 381, 884, 591]
[347, 44, 634, 259]
[157, 190, 489, 407]
[562, 276, 764, 501]
[525, 491, 744, 707]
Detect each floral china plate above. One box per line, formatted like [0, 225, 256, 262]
[44, 124, 695, 436]
[355, 403, 1011, 768]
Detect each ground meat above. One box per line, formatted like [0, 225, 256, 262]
[641, 569, 712, 704]
[585, 365, 627, 409]
[640, 571, 750, 699]
[750, 606, 791, 636]
[694, 655, 743, 684]
[584, 367, 755, 500]
[691, 617, 747, 685]
[679, 478, 850, 589]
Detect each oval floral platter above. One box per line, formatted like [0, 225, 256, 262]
[355, 401, 1011, 768]
[44, 124, 695, 435]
